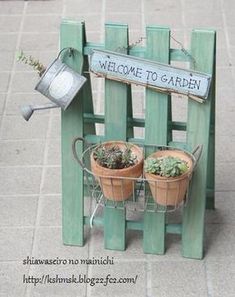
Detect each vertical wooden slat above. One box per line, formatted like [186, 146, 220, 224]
[103, 23, 130, 250]
[127, 86, 134, 139]
[143, 26, 170, 254]
[206, 34, 216, 210]
[206, 87, 216, 210]
[82, 23, 96, 137]
[60, 20, 94, 245]
[182, 29, 216, 259]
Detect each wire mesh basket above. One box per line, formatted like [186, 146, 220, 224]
[72, 137, 202, 214]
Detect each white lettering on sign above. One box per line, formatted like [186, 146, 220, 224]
[90, 50, 212, 100]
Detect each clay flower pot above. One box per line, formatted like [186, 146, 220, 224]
[91, 141, 143, 201]
[144, 149, 194, 206]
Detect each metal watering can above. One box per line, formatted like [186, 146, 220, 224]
[21, 47, 86, 121]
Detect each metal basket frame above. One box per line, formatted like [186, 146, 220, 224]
[72, 137, 202, 218]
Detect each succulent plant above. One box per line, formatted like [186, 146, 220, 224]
[144, 155, 188, 177]
[93, 144, 137, 169]
[16, 50, 46, 77]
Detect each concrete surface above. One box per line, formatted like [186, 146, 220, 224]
[0, 0, 235, 296]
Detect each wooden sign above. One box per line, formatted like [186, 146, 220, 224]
[90, 49, 212, 100]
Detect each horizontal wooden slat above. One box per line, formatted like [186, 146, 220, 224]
[83, 215, 182, 234]
[83, 43, 192, 62]
[83, 113, 187, 130]
[83, 113, 215, 135]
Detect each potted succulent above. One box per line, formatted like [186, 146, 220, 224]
[144, 149, 194, 206]
[91, 141, 143, 201]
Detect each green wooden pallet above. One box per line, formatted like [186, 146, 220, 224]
[60, 19, 216, 259]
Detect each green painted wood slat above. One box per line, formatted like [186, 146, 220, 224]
[182, 29, 216, 259]
[206, 34, 216, 210]
[84, 215, 182, 234]
[84, 43, 193, 62]
[143, 26, 170, 255]
[60, 20, 95, 246]
[103, 23, 131, 251]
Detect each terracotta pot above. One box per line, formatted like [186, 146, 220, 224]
[91, 141, 143, 201]
[144, 150, 194, 206]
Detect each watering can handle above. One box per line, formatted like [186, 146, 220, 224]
[56, 47, 73, 59]
[57, 47, 84, 74]
[72, 137, 87, 169]
[192, 144, 203, 169]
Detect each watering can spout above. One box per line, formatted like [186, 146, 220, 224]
[20, 102, 59, 121]
[21, 105, 34, 121]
